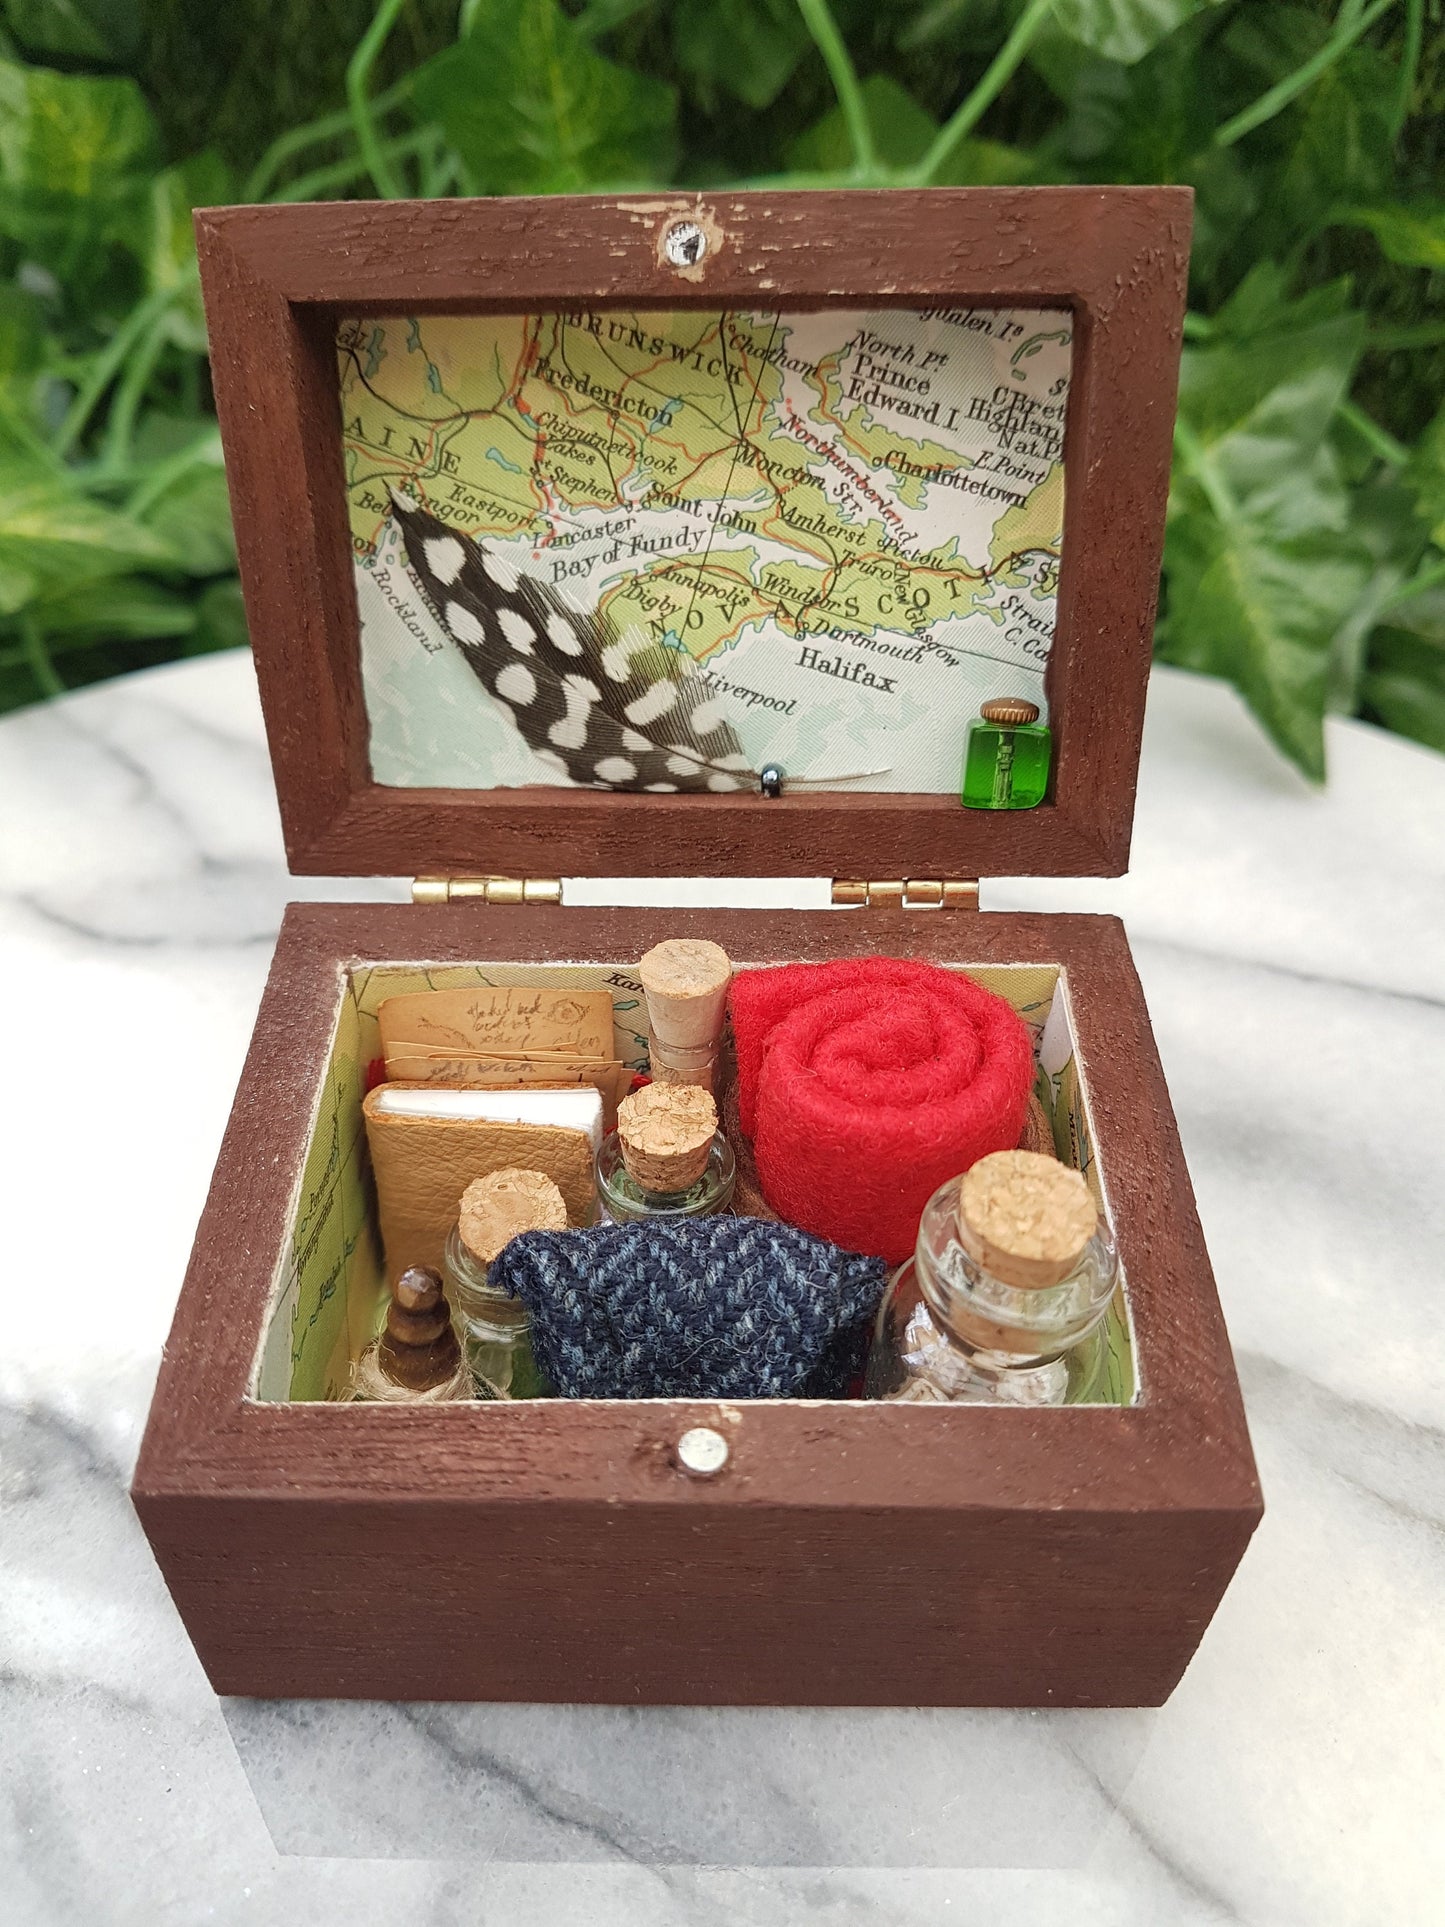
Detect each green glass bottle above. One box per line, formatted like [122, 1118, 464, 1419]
[961, 697, 1051, 809]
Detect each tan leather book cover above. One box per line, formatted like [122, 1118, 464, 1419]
[363, 1091, 596, 1280]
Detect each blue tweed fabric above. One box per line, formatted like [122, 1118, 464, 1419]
[490, 1217, 888, 1399]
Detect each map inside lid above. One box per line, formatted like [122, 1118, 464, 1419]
[338, 306, 1070, 796]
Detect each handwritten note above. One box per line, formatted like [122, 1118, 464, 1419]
[378, 985, 615, 1062]
[377, 985, 630, 1125]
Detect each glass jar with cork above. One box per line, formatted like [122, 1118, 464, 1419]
[443, 1168, 566, 1399]
[865, 1150, 1118, 1405]
[595, 1081, 736, 1224]
[638, 937, 732, 1094]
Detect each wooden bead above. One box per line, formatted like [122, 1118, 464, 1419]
[378, 1264, 463, 1389]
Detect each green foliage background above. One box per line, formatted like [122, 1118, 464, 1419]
[0, 0, 1441, 778]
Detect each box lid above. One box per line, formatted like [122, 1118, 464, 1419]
[196, 186, 1190, 882]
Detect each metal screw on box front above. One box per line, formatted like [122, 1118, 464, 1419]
[664, 221, 708, 269]
[676, 1426, 729, 1476]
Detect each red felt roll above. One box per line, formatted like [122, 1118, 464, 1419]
[729, 957, 1034, 1263]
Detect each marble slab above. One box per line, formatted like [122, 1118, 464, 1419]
[1, 652, 1442, 1925]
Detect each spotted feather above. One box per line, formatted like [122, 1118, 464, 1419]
[388, 491, 751, 793]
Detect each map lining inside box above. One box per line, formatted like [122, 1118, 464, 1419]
[338, 306, 1070, 796]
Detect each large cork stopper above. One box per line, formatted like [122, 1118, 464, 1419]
[617, 1082, 717, 1193]
[458, 1168, 567, 1264]
[957, 1150, 1098, 1290]
[639, 940, 731, 1091]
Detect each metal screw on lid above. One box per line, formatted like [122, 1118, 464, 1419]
[663, 221, 708, 269]
[980, 698, 1041, 727]
[676, 1426, 730, 1476]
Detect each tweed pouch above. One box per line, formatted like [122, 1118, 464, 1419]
[491, 1217, 889, 1400]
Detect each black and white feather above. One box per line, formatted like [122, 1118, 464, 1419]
[388, 490, 752, 793]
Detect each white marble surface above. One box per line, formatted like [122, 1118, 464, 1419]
[2, 651, 1443, 1924]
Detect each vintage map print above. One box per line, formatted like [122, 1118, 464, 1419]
[339, 307, 1070, 793]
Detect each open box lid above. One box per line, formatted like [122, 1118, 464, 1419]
[196, 186, 1189, 885]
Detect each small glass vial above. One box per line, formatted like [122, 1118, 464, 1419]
[596, 1080, 735, 1224]
[638, 937, 731, 1097]
[865, 1150, 1117, 1406]
[961, 697, 1051, 809]
[443, 1168, 566, 1399]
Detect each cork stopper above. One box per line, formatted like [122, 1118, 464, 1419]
[617, 1082, 717, 1193]
[638, 939, 732, 1052]
[458, 1168, 567, 1265]
[980, 697, 1040, 727]
[957, 1150, 1098, 1290]
[377, 1265, 464, 1390]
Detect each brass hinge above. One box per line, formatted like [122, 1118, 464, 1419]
[832, 878, 980, 910]
[413, 875, 563, 905]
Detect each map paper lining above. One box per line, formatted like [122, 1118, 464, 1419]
[339, 306, 1071, 795]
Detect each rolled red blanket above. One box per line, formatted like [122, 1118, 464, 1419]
[729, 957, 1035, 1263]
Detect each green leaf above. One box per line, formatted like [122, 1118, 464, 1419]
[1332, 201, 1445, 270]
[0, 447, 175, 611]
[934, 137, 1039, 186]
[1167, 267, 1376, 773]
[1050, 0, 1228, 66]
[786, 74, 938, 173]
[1034, 10, 1225, 181]
[673, 0, 809, 111]
[1164, 513, 1370, 779]
[1177, 270, 1366, 527]
[0, 553, 34, 614]
[1, 0, 142, 64]
[0, 59, 159, 283]
[1178, 268, 1363, 433]
[147, 152, 232, 353]
[1403, 404, 1445, 547]
[1217, 13, 1395, 248]
[1271, 45, 1396, 233]
[23, 574, 197, 642]
[0, 283, 48, 429]
[785, 75, 1034, 183]
[573, 0, 656, 38]
[411, 0, 676, 196]
[1320, 474, 1431, 715]
[141, 451, 235, 578]
[188, 576, 249, 654]
[1362, 593, 1445, 753]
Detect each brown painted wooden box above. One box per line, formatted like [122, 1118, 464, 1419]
[132, 188, 1261, 1706]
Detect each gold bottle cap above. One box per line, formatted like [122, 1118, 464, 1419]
[458, 1168, 567, 1264]
[618, 1082, 717, 1192]
[957, 1150, 1098, 1290]
[980, 697, 1041, 727]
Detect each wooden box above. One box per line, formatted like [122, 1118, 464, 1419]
[132, 188, 1261, 1706]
